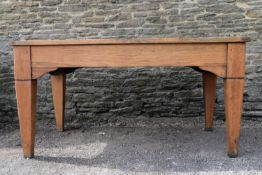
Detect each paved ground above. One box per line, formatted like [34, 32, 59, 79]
[1, 117, 262, 175]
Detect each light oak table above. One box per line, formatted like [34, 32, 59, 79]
[12, 38, 248, 158]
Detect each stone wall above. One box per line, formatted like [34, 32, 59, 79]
[0, 0, 262, 124]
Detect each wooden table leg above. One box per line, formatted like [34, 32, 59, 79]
[224, 78, 244, 158]
[51, 74, 66, 132]
[15, 80, 37, 158]
[203, 72, 217, 131]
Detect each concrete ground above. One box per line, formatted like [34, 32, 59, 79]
[0, 117, 262, 175]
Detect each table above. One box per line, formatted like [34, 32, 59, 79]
[12, 38, 248, 158]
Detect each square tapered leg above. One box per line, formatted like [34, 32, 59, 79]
[203, 72, 217, 131]
[224, 78, 244, 158]
[51, 74, 66, 132]
[15, 80, 37, 158]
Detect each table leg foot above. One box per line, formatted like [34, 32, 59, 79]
[204, 128, 213, 132]
[224, 78, 244, 158]
[228, 153, 238, 158]
[203, 72, 217, 131]
[24, 154, 34, 159]
[15, 80, 37, 158]
[51, 74, 66, 132]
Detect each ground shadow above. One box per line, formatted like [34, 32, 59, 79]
[30, 124, 262, 173]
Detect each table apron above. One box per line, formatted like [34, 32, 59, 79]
[30, 43, 228, 79]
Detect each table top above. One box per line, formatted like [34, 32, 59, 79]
[12, 37, 249, 46]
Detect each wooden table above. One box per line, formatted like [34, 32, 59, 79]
[12, 38, 248, 158]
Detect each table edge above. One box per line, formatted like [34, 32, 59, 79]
[11, 37, 250, 46]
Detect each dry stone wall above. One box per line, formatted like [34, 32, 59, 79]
[0, 0, 262, 124]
